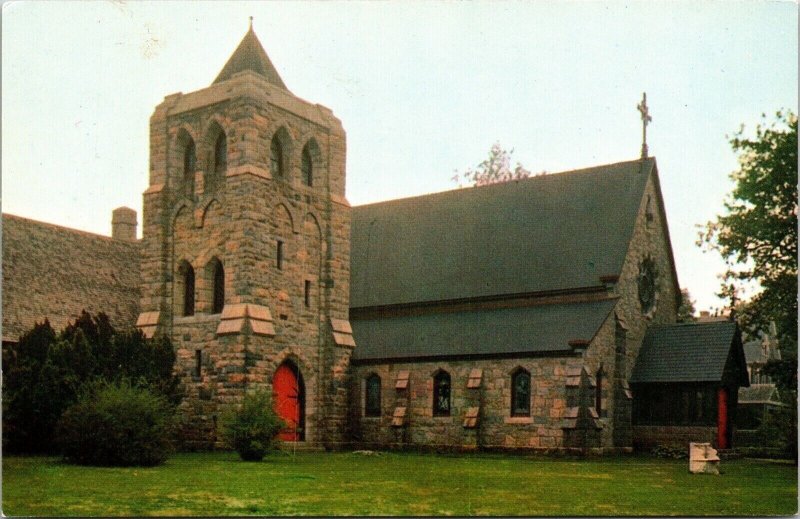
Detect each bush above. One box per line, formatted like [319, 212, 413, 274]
[57, 380, 174, 466]
[2, 312, 181, 454]
[651, 445, 688, 459]
[220, 390, 283, 461]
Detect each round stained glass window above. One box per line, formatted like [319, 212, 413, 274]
[638, 257, 658, 314]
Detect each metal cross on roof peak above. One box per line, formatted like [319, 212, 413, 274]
[637, 92, 652, 159]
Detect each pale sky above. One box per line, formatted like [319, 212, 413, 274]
[2, 1, 797, 313]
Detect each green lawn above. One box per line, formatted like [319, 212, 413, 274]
[3, 451, 796, 516]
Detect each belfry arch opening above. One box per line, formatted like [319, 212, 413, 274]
[272, 360, 306, 441]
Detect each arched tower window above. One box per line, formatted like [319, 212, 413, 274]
[270, 135, 284, 178]
[183, 139, 196, 198]
[301, 145, 313, 186]
[214, 132, 227, 174]
[210, 259, 225, 314]
[433, 370, 451, 417]
[176, 260, 195, 317]
[365, 374, 381, 417]
[511, 368, 531, 416]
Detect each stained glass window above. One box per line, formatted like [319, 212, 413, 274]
[365, 374, 381, 417]
[511, 369, 531, 416]
[433, 371, 451, 416]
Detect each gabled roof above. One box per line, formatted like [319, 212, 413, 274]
[213, 26, 288, 89]
[351, 158, 655, 308]
[738, 384, 782, 405]
[351, 298, 617, 362]
[631, 321, 749, 385]
[743, 338, 781, 365]
[2, 214, 141, 342]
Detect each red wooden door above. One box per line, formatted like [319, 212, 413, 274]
[273, 363, 304, 441]
[717, 387, 728, 449]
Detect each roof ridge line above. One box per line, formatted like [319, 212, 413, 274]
[353, 157, 655, 209]
[3, 213, 137, 245]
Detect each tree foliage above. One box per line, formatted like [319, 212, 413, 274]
[453, 142, 543, 186]
[2, 311, 181, 454]
[676, 288, 697, 322]
[700, 111, 797, 346]
[700, 110, 797, 458]
[220, 389, 284, 461]
[57, 380, 174, 466]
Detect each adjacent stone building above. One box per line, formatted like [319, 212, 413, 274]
[347, 159, 683, 452]
[2, 27, 750, 452]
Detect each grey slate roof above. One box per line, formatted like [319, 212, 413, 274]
[2, 214, 141, 342]
[631, 321, 746, 384]
[351, 159, 655, 308]
[351, 299, 617, 362]
[214, 27, 288, 89]
[743, 339, 781, 364]
[738, 384, 781, 404]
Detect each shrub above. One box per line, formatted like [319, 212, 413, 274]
[2, 312, 181, 454]
[220, 390, 283, 461]
[57, 380, 174, 466]
[651, 445, 688, 459]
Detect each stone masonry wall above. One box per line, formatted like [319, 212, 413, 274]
[347, 164, 680, 453]
[139, 71, 351, 449]
[349, 356, 588, 451]
[584, 167, 679, 450]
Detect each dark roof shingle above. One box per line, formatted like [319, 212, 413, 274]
[351, 299, 617, 362]
[351, 159, 654, 308]
[213, 27, 288, 89]
[738, 384, 781, 404]
[631, 321, 745, 384]
[2, 214, 141, 341]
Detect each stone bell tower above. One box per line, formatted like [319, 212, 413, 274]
[136, 24, 354, 449]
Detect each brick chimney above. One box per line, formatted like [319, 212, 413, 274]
[112, 207, 137, 242]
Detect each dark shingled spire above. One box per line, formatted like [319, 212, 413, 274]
[213, 23, 288, 89]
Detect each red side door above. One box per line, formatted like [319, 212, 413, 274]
[273, 364, 301, 441]
[717, 387, 729, 449]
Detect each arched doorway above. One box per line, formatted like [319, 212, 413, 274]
[272, 361, 305, 441]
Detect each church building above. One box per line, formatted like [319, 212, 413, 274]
[2, 27, 749, 453]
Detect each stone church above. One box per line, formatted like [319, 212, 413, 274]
[2, 27, 749, 453]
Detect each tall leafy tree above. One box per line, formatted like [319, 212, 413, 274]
[2, 311, 181, 453]
[701, 110, 797, 349]
[700, 110, 797, 458]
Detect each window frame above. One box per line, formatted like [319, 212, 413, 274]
[211, 260, 225, 314]
[213, 132, 227, 174]
[432, 370, 451, 417]
[365, 374, 381, 417]
[270, 136, 284, 178]
[182, 263, 195, 317]
[595, 365, 604, 417]
[510, 368, 531, 417]
[301, 145, 313, 186]
[183, 139, 196, 197]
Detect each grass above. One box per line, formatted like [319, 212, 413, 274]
[3, 451, 797, 516]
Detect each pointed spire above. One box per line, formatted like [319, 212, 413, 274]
[213, 21, 288, 90]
